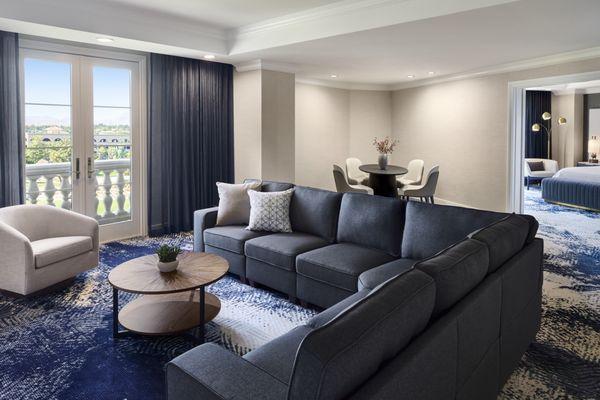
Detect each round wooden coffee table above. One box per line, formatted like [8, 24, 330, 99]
[108, 252, 228, 343]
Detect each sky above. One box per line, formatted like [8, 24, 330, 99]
[24, 58, 131, 126]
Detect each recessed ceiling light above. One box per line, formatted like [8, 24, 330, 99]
[428, 71, 435, 75]
[330, 74, 338, 78]
[96, 37, 114, 43]
[407, 75, 415, 79]
[204, 54, 216, 60]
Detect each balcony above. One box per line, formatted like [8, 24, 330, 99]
[25, 159, 131, 225]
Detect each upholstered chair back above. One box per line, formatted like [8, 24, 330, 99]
[345, 157, 368, 185]
[404, 159, 425, 184]
[419, 165, 440, 196]
[333, 165, 353, 192]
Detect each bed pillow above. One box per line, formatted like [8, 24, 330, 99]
[216, 181, 261, 226]
[247, 189, 294, 232]
[527, 161, 545, 172]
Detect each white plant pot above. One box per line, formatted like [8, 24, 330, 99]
[157, 260, 179, 273]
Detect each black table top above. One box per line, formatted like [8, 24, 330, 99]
[359, 164, 408, 175]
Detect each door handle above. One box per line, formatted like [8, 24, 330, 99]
[87, 157, 96, 179]
[74, 158, 80, 180]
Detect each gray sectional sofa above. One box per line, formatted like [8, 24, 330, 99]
[172, 180, 543, 400]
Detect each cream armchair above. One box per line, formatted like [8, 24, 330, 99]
[0, 205, 99, 296]
[524, 158, 558, 189]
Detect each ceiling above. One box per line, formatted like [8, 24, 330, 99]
[1, 0, 600, 88]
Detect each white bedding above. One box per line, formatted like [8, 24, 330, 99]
[553, 166, 600, 182]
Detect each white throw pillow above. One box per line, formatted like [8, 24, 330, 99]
[216, 181, 261, 226]
[247, 188, 294, 232]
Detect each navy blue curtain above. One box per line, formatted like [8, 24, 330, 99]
[0, 30, 23, 207]
[148, 54, 234, 235]
[525, 90, 551, 159]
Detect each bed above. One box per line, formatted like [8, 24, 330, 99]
[542, 166, 600, 211]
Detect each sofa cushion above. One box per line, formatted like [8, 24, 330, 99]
[243, 325, 312, 385]
[469, 214, 530, 273]
[31, 236, 93, 268]
[245, 179, 294, 192]
[402, 201, 506, 260]
[290, 186, 343, 243]
[204, 226, 270, 254]
[308, 290, 370, 329]
[357, 258, 417, 291]
[415, 239, 488, 318]
[296, 243, 396, 292]
[245, 233, 329, 271]
[288, 269, 435, 400]
[337, 194, 406, 257]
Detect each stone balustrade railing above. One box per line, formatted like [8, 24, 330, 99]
[25, 159, 131, 224]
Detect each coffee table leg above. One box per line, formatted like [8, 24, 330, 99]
[198, 287, 206, 344]
[112, 287, 119, 338]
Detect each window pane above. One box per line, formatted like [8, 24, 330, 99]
[25, 104, 71, 145]
[93, 66, 131, 107]
[24, 58, 71, 105]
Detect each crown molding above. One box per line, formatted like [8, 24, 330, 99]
[390, 46, 600, 91]
[232, 0, 394, 37]
[295, 78, 392, 91]
[235, 59, 298, 74]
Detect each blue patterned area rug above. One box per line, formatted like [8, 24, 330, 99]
[1, 190, 598, 399]
[499, 188, 600, 399]
[0, 234, 316, 400]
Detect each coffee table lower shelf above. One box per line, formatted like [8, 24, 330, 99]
[113, 289, 220, 342]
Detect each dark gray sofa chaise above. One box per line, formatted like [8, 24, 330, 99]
[172, 181, 543, 400]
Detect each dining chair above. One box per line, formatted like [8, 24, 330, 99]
[345, 158, 369, 185]
[399, 165, 439, 203]
[333, 165, 373, 194]
[397, 159, 424, 187]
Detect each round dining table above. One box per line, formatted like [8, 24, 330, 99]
[359, 164, 408, 197]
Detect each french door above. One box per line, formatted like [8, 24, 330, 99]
[21, 48, 145, 242]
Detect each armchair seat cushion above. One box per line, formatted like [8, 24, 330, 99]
[358, 258, 418, 290]
[296, 243, 396, 292]
[204, 226, 270, 254]
[31, 236, 93, 268]
[528, 171, 555, 178]
[245, 233, 329, 271]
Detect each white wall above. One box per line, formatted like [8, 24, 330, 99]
[261, 70, 295, 182]
[295, 84, 393, 190]
[391, 57, 600, 211]
[233, 70, 261, 183]
[295, 84, 350, 190]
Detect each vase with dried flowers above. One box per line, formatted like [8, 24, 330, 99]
[372, 137, 398, 170]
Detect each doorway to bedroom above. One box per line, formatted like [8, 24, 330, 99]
[508, 73, 600, 216]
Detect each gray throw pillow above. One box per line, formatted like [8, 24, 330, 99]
[247, 189, 294, 232]
[527, 161, 545, 172]
[216, 181, 261, 226]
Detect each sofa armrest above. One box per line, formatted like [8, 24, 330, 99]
[166, 343, 287, 400]
[0, 221, 34, 294]
[193, 207, 218, 252]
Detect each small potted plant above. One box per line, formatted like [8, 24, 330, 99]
[155, 245, 182, 273]
[372, 136, 398, 170]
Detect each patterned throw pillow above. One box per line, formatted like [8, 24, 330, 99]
[247, 188, 294, 232]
